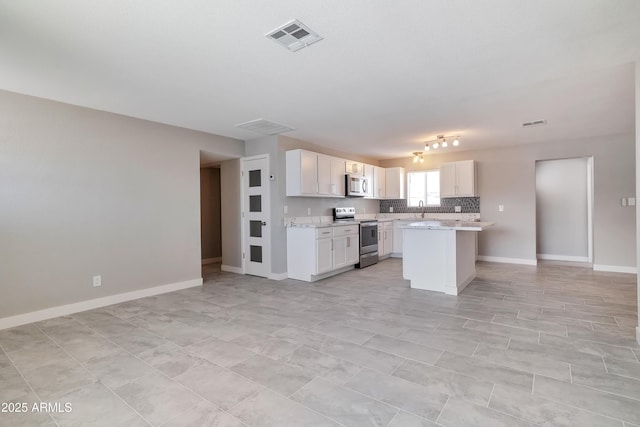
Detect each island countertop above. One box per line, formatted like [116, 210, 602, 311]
[401, 221, 494, 231]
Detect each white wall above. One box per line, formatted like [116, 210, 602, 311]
[0, 90, 244, 319]
[381, 133, 636, 268]
[535, 158, 589, 260]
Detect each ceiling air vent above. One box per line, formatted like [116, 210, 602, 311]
[522, 119, 547, 128]
[265, 19, 323, 52]
[235, 118, 294, 135]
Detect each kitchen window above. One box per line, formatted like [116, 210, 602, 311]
[407, 170, 440, 206]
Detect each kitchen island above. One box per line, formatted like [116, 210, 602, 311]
[401, 221, 494, 295]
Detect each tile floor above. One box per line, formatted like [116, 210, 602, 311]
[0, 259, 639, 426]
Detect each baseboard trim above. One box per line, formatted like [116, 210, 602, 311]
[268, 272, 288, 281]
[476, 256, 537, 266]
[592, 264, 637, 274]
[537, 254, 590, 263]
[201, 257, 222, 265]
[221, 264, 243, 274]
[0, 278, 203, 331]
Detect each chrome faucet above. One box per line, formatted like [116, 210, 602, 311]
[418, 200, 425, 218]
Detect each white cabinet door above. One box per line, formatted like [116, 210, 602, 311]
[316, 237, 333, 274]
[455, 160, 476, 197]
[385, 167, 405, 199]
[440, 162, 457, 198]
[332, 236, 348, 269]
[300, 151, 318, 194]
[381, 222, 393, 256]
[345, 161, 364, 175]
[374, 166, 386, 199]
[363, 164, 375, 198]
[345, 234, 360, 265]
[317, 154, 332, 195]
[331, 157, 346, 196]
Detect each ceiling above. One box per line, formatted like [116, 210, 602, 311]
[1, 0, 639, 160]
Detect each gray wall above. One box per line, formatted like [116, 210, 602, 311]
[244, 135, 380, 274]
[381, 133, 636, 267]
[635, 59, 640, 339]
[535, 158, 589, 259]
[0, 90, 244, 319]
[200, 167, 221, 260]
[220, 159, 242, 269]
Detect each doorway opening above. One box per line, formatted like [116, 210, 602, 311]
[535, 157, 593, 265]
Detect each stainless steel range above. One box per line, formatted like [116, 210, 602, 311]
[332, 207, 378, 269]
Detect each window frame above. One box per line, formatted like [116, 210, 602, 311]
[406, 169, 441, 207]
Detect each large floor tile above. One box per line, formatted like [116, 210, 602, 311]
[185, 337, 254, 368]
[363, 334, 442, 365]
[316, 339, 405, 374]
[50, 382, 147, 427]
[345, 368, 448, 421]
[435, 351, 534, 392]
[604, 357, 640, 380]
[174, 361, 262, 410]
[533, 375, 640, 424]
[392, 359, 494, 406]
[114, 372, 203, 425]
[387, 411, 440, 427]
[138, 342, 205, 378]
[489, 384, 623, 427]
[0, 325, 50, 352]
[82, 350, 155, 389]
[231, 354, 315, 396]
[230, 388, 336, 427]
[438, 396, 537, 427]
[21, 358, 97, 400]
[279, 345, 361, 384]
[231, 331, 301, 360]
[473, 343, 571, 382]
[571, 363, 640, 401]
[291, 378, 398, 427]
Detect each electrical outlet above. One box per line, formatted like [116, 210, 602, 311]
[498, 204, 504, 212]
[92, 275, 101, 287]
[307, 208, 311, 215]
[455, 206, 462, 213]
[389, 206, 393, 213]
[629, 197, 636, 206]
[283, 205, 288, 214]
[622, 198, 627, 207]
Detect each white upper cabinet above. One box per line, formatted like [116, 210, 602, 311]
[440, 160, 476, 198]
[373, 166, 386, 199]
[363, 164, 375, 198]
[345, 161, 364, 176]
[286, 149, 345, 197]
[384, 167, 405, 199]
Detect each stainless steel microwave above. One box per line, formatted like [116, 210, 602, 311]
[345, 174, 368, 197]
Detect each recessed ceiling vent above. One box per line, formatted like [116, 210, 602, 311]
[522, 119, 547, 128]
[265, 19, 323, 52]
[235, 118, 294, 135]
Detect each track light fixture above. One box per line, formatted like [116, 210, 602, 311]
[423, 134, 461, 152]
[412, 152, 424, 163]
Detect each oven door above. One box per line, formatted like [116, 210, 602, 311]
[359, 222, 378, 254]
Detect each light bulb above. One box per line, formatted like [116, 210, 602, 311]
[433, 142, 439, 149]
[453, 138, 459, 146]
[442, 139, 448, 148]
[413, 155, 418, 163]
[424, 144, 430, 151]
[419, 155, 424, 163]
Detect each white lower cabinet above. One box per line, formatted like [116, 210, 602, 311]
[287, 225, 359, 282]
[379, 221, 393, 257]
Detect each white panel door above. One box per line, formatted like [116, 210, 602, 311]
[363, 165, 375, 198]
[374, 167, 386, 199]
[331, 157, 346, 196]
[345, 234, 359, 264]
[242, 155, 271, 278]
[333, 236, 348, 269]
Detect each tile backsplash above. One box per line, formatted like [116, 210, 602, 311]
[380, 197, 480, 214]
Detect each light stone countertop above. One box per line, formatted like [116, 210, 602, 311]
[401, 220, 494, 231]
